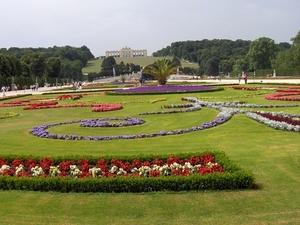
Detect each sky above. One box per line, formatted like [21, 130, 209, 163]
[1, 0, 299, 57]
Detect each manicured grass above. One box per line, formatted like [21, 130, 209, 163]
[0, 86, 300, 224]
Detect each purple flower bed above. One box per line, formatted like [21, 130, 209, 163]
[80, 117, 145, 127]
[113, 85, 216, 94]
[29, 117, 228, 141]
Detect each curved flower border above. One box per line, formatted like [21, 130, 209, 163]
[28, 96, 300, 141]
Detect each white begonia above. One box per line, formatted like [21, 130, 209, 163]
[89, 167, 102, 177]
[138, 166, 151, 176]
[109, 165, 118, 174]
[0, 165, 11, 175]
[206, 162, 213, 168]
[117, 168, 127, 176]
[15, 164, 25, 175]
[131, 167, 139, 174]
[31, 166, 44, 177]
[170, 162, 182, 171]
[69, 165, 80, 178]
[159, 165, 171, 176]
[49, 166, 61, 177]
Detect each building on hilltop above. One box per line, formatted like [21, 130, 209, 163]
[105, 46, 147, 58]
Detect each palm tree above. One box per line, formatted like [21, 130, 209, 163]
[142, 58, 177, 85]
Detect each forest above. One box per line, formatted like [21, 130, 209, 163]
[0, 45, 94, 89]
[153, 30, 300, 77]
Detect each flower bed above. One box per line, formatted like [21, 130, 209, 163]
[29, 115, 228, 141]
[265, 92, 300, 101]
[0, 152, 255, 192]
[0, 154, 223, 178]
[247, 111, 300, 132]
[80, 117, 145, 127]
[23, 103, 123, 112]
[23, 101, 59, 110]
[0, 112, 19, 119]
[108, 85, 223, 95]
[57, 94, 83, 100]
[29, 97, 300, 141]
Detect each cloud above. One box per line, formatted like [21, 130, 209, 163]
[1, 0, 299, 56]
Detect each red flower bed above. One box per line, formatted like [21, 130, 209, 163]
[22, 103, 123, 112]
[23, 101, 59, 110]
[265, 92, 300, 101]
[0, 154, 224, 178]
[92, 104, 123, 112]
[57, 94, 83, 100]
[276, 89, 300, 93]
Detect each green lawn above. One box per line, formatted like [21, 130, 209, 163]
[82, 56, 199, 74]
[0, 86, 300, 225]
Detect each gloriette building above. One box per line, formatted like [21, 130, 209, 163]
[105, 46, 147, 58]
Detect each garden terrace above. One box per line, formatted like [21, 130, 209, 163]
[0, 83, 300, 224]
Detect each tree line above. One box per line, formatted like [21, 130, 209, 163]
[153, 30, 300, 77]
[0, 45, 94, 89]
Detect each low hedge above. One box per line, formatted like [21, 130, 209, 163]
[0, 151, 255, 193]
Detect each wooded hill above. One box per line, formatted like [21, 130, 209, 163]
[152, 39, 292, 76]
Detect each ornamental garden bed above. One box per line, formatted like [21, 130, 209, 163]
[107, 85, 224, 95]
[0, 151, 254, 193]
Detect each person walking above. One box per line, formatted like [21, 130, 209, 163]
[244, 74, 248, 84]
[238, 74, 241, 84]
[1, 85, 6, 97]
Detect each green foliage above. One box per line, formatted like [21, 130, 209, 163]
[45, 57, 61, 78]
[100, 56, 116, 77]
[143, 58, 177, 85]
[0, 45, 94, 85]
[247, 37, 279, 70]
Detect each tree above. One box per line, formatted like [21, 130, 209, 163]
[45, 57, 61, 78]
[142, 58, 177, 85]
[21, 52, 46, 78]
[235, 58, 249, 72]
[172, 56, 181, 67]
[247, 37, 279, 70]
[291, 30, 300, 65]
[0, 54, 12, 83]
[219, 58, 235, 75]
[100, 56, 116, 76]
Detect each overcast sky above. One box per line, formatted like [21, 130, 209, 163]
[1, 0, 299, 57]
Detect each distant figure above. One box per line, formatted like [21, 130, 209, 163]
[73, 83, 77, 91]
[244, 74, 248, 84]
[1, 86, 6, 97]
[238, 74, 241, 84]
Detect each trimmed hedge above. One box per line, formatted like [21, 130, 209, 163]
[0, 151, 255, 193]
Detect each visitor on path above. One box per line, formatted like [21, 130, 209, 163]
[238, 74, 241, 84]
[243, 74, 248, 84]
[1, 85, 6, 97]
